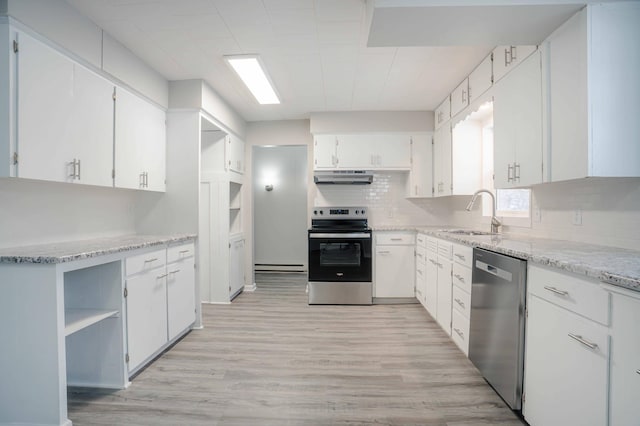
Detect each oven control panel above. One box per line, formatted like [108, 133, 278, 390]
[312, 207, 367, 219]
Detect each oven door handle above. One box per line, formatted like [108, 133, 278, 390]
[309, 233, 371, 239]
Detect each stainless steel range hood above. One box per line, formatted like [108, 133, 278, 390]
[314, 170, 374, 185]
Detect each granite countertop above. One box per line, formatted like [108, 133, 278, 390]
[0, 234, 197, 264]
[412, 228, 640, 293]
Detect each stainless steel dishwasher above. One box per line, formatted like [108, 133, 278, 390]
[469, 247, 527, 411]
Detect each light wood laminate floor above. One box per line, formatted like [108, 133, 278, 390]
[68, 273, 525, 425]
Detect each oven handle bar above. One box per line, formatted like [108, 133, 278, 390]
[309, 233, 371, 239]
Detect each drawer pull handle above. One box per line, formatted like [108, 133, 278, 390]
[455, 254, 466, 261]
[544, 286, 568, 296]
[390, 238, 403, 241]
[169, 269, 180, 274]
[144, 258, 158, 263]
[454, 274, 465, 283]
[378, 251, 391, 255]
[455, 298, 465, 309]
[417, 253, 423, 258]
[417, 269, 423, 275]
[568, 333, 598, 350]
[157, 273, 168, 279]
[454, 328, 464, 339]
[636, 369, 640, 375]
[179, 250, 190, 254]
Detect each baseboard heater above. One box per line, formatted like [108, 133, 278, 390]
[254, 264, 307, 273]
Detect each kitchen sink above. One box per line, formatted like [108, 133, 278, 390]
[441, 229, 498, 236]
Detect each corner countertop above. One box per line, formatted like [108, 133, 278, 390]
[373, 226, 640, 293]
[0, 234, 197, 264]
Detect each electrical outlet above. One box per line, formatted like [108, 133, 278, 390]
[573, 208, 582, 226]
[533, 206, 541, 223]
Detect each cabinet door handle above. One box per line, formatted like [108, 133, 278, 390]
[510, 45, 517, 61]
[416, 253, 423, 258]
[636, 369, 640, 375]
[504, 47, 512, 66]
[514, 163, 521, 182]
[454, 298, 465, 309]
[144, 258, 158, 263]
[507, 164, 514, 182]
[377, 250, 391, 255]
[462, 89, 467, 103]
[417, 269, 423, 275]
[454, 273, 465, 283]
[568, 333, 598, 350]
[454, 253, 466, 261]
[76, 159, 81, 180]
[140, 172, 145, 187]
[544, 286, 569, 296]
[454, 328, 464, 339]
[157, 273, 168, 279]
[169, 269, 180, 274]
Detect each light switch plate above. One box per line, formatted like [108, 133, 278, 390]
[573, 209, 582, 226]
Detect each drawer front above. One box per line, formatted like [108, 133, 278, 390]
[167, 242, 195, 264]
[452, 262, 472, 294]
[126, 248, 166, 276]
[426, 237, 438, 253]
[376, 232, 415, 245]
[416, 233, 427, 248]
[437, 240, 452, 260]
[528, 265, 610, 325]
[415, 263, 426, 300]
[451, 308, 470, 356]
[452, 284, 472, 318]
[452, 243, 473, 267]
[415, 245, 427, 265]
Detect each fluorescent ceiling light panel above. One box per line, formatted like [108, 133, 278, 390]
[225, 55, 280, 105]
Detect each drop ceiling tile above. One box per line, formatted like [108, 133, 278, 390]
[317, 21, 361, 46]
[263, 0, 314, 10]
[268, 9, 317, 35]
[158, 0, 217, 15]
[316, 0, 364, 22]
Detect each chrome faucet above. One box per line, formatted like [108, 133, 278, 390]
[466, 189, 501, 234]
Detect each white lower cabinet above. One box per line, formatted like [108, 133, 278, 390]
[167, 243, 196, 341]
[125, 243, 196, 374]
[125, 249, 168, 373]
[609, 289, 640, 426]
[524, 265, 609, 426]
[415, 234, 427, 306]
[374, 232, 415, 299]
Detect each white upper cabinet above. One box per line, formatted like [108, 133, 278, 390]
[227, 134, 245, 174]
[114, 86, 166, 192]
[408, 133, 433, 198]
[313, 135, 337, 169]
[313, 134, 412, 170]
[433, 123, 452, 197]
[434, 96, 451, 130]
[493, 50, 543, 189]
[468, 54, 493, 104]
[545, 3, 640, 181]
[450, 78, 469, 117]
[451, 119, 483, 195]
[492, 45, 537, 83]
[16, 31, 114, 187]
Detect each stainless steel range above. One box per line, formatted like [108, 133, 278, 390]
[307, 207, 372, 305]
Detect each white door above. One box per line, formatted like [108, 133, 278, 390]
[126, 271, 169, 372]
[229, 238, 245, 296]
[336, 135, 376, 169]
[228, 135, 245, 174]
[375, 135, 412, 169]
[433, 124, 452, 196]
[408, 133, 433, 197]
[167, 257, 196, 341]
[434, 96, 451, 130]
[313, 135, 337, 169]
[450, 78, 469, 117]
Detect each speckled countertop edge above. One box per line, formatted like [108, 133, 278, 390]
[374, 226, 640, 293]
[0, 234, 197, 264]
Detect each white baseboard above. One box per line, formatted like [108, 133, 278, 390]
[244, 283, 257, 292]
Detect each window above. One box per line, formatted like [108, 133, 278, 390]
[496, 189, 531, 218]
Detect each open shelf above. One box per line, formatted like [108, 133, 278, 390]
[65, 309, 119, 336]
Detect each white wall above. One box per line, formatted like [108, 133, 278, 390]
[310, 111, 433, 134]
[0, 179, 136, 249]
[244, 120, 313, 283]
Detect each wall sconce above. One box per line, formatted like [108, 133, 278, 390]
[265, 184, 274, 192]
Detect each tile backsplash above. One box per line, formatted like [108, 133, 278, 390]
[313, 172, 452, 227]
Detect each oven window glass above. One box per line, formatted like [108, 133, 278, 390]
[319, 242, 362, 267]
